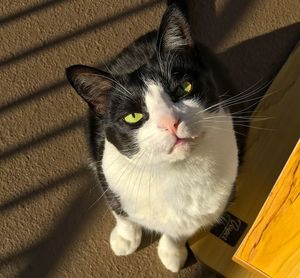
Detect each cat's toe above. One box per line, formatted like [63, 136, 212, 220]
[109, 226, 142, 256]
[157, 243, 188, 272]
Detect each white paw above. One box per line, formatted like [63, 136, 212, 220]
[109, 225, 142, 256]
[157, 239, 187, 272]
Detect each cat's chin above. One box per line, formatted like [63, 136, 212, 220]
[142, 144, 191, 165]
[166, 143, 191, 164]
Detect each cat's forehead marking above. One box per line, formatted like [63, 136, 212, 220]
[144, 80, 167, 108]
[144, 80, 175, 120]
[145, 81, 164, 97]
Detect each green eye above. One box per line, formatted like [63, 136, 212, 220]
[174, 81, 193, 99]
[182, 81, 192, 93]
[123, 113, 144, 124]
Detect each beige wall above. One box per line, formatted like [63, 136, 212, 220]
[0, 1, 299, 277]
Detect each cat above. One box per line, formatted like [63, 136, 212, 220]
[66, 3, 239, 273]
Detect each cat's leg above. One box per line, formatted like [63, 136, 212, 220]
[109, 212, 142, 256]
[157, 234, 188, 272]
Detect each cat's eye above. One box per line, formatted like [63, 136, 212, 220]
[181, 81, 192, 93]
[174, 81, 193, 100]
[123, 113, 144, 124]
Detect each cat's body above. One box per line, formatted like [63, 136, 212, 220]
[67, 4, 239, 272]
[103, 114, 237, 239]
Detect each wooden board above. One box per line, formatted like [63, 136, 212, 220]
[189, 43, 300, 277]
[233, 140, 300, 277]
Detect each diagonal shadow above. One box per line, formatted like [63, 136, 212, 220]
[0, 0, 70, 26]
[17, 185, 104, 278]
[0, 60, 106, 116]
[0, 117, 86, 161]
[0, 0, 164, 69]
[0, 166, 90, 212]
[0, 174, 104, 278]
[0, 79, 66, 115]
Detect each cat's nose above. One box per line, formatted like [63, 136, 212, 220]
[158, 116, 179, 135]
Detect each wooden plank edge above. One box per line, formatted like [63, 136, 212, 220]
[233, 139, 300, 274]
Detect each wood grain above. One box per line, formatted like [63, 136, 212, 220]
[233, 140, 300, 277]
[189, 43, 300, 277]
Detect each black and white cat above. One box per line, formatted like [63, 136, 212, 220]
[66, 4, 238, 273]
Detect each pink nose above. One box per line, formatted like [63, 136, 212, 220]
[158, 117, 179, 135]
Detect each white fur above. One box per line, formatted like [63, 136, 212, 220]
[157, 234, 187, 272]
[103, 82, 238, 271]
[109, 212, 142, 256]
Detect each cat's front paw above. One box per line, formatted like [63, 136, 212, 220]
[109, 225, 142, 256]
[157, 235, 188, 272]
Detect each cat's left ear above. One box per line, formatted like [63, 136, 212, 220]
[157, 4, 193, 52]
[66, 65, 112, 116]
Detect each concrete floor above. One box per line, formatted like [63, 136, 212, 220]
[0, 1, 299, 277]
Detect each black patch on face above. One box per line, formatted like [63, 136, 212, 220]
[103, 72, 149, 157]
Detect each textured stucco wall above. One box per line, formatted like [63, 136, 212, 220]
[0, 1, 299, 277]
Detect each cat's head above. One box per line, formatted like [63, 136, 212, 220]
[66, 5, 223, 165]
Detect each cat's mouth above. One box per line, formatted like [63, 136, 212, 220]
[168, 136, 195, 154]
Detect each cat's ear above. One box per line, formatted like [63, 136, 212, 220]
[157, 4, 193, 52]
[66, 65, 112, 116]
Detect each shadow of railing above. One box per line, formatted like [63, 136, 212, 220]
[0, 0, 163, 69]
[0, 170, 105, 278]
[0, 166, 90, 212]
[0, 117, 86, 161]
[0, 0, 70, 26]
[0, 80, 66, 115]
[0, 59, 105, 116]
[0, 0, 164, 120]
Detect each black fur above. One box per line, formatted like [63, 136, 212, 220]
[88, 113, 127, 216]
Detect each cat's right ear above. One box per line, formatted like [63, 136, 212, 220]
[66, 65, 112, 116]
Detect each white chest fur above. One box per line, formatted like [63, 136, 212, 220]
[102, 116, 238, 240]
